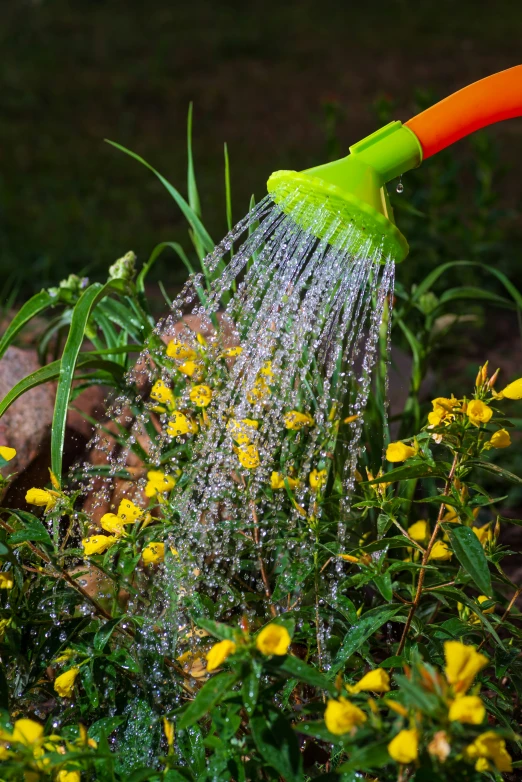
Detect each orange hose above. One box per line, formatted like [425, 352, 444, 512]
[405, 65, 522, 159]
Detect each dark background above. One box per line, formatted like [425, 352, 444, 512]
[1, 0, 522, 294]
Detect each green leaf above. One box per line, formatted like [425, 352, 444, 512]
[373, 572, 393, 602]
[445, 525, 493, 596]
[94, 616, 124, 652]
[136, 242, 196, 294]
[106, 141, 214, 259]
[337, 740, 391, 772]
[187, 104, 201, 217]
[224, 142, 232, 234]
[272, 560, 313, 601]
[0, 664, 9, 710]
[178, 672, 238, 729]
[196, 618, 237, 641]
[367, 462, 442, 484]
[468, 459, 522, 486]
[331, 604, 403, 674]
[242, 660, 261, 716]
[51, 281, 120, 478]
[250, 711, 303, 782]
[8, 512, 53, 547]
[393, 673, 439, 713]
[0, 354, 123, 419]
[0, 290, 55, 361]
[439, 286, 514, 309]
[272, 655, 335, 694]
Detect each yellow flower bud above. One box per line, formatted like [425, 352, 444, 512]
[324, 697, 367, 735]
[309, 469, 327, 490]
[25, 488, 58, 512]
[340, 554, 359, 564]
[163, 717, 175, 748]
[386, 441, 416, 462]
[0, 446, 16, 462]
[444, 641, 488, 694]
[11, 718, 44, 746]
[488, 428, 511, 449]
[167, 412, 198, 437]
[385, 699, 408, 717]
[388, 729, 419, 764]
[0, 572, 14, 589]
[144, 470, 178, 498]
[256, 624, 291, 656]
[346, 668, 390, 693]
[343, 414, 359, 424]
[466, 399, 493, 427]
[189, 384, 213, 407]
[54, 667, 80, 698]
[236, 443, 260, 470]
[206, 639, 237, 672]
[166, 340, 196, 360]
[498, 377, 522, 400]
[428, 540, 452, 561]
[142, 542, 165, 565]
[150, 379, 174, 405]
[407, 520, 429, 542]
[466, 731, 512, 772]
[283, 410, 314, 430]
[82, 535, 116, 556]
[449, 695, 486, 724]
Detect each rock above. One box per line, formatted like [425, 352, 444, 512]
[0, 347, 55, 478]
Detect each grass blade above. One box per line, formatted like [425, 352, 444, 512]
[0, 290, 55, 360]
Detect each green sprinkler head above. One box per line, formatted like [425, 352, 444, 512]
[267, 65, 522, 262]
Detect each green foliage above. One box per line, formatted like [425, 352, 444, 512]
[0, 115, 521, 781]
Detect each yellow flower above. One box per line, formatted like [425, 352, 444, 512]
[256, 624, 291, 656]
[388, 729, 419, 764]
[386, 700, 408, 717]
[0, 446, 16, 462]
[283, 411, 314, 430]
[189, 385, 213, 407]
[167, 412, 198, 437]
[449, 695, 485, 724]
[206, 639, 237, 672]
[472, 523, 493, 547]
[270, 472, 299, 490]
[429, 540, 452, 561]
[0, 572, 14, 589]
[163, 717, 174, 748]
[386, 441, 416, 462]
[346, 668, 390, 694]
[25, 487, 58, 512]
[467, 399, 493, 427]
[145, 470, 178, 498]
[246, 379, 270, 404]
[11, 719, 44, 746]
[432, 397, 459, 415]
[260, 360, 274, 379]
[57, 771, 81, 782]
[54, 667, 80, 698]
[444, 641, 488, 694]
[82, 535, 116, 556]
[150, 379, 174, 406]
[236, 443, 260, 470]
[466, 731, 512, 773]
[498, 377, 522, 400]
[324, 697, 367, 735]
[488, 428, 511, 449]
[142, 542, 165, 565]
[100, 513, 128, 536]
[228, 418, 259, 445]
[408, 520, 429, 542]
[221, 346, 243, 357]
[309, 469, 327, 490]
[166, 340, 196, 360]
[177, 360, 203, 378]
[428, 409, 445, 427]
[117, 499, 143, 523]
[471, 595, 495, 624]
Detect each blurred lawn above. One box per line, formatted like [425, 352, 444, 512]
[1, 0, 522, 294]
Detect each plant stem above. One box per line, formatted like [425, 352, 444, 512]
[397, 451, 459, 654]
